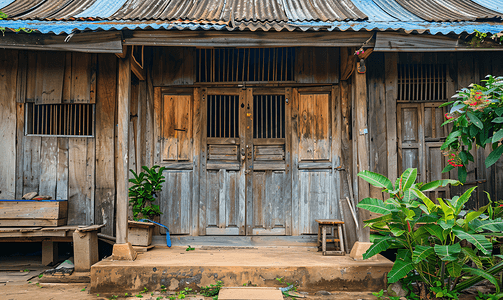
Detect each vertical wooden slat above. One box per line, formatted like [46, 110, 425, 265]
[15, 103, 25, 199]
[385, 53, 398, 182]
[95, 54, 117, 235]
[39, 137, 58, 199]
[0, 49, 18, 199]
[56, 138, 69, 200]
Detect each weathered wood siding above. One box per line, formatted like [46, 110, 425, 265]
[368, 52, 503, 209]
[0, 50, 118, 233]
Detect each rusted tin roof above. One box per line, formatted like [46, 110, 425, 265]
[0, 0, 502, 35]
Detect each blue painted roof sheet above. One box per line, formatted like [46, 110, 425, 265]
[0, 0, 502, 35]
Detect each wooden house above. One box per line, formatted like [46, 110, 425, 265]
[0, 0, 503, 253]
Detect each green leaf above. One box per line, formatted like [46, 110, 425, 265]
[492, 117, 503, 123]
[357, 170, 393, 190]
[412, 245, 434, 263]
[363, 214, 393, 224]
[462, 267, 500, 293]
[492, 129, 503, 143]
[401, 168, 417, 191]
[446, 261, 462, 277]
[363, 237, 394, 260]
[467, 111, 483, 129]
[387, 257, 415, 283]
[439, 219, 455, 230]
[471, 218, 503, 232]
[464, 210, 484, 229]
[451, 186, 477, 214]
[434, 243, 462, 260]
[442, 164, 455, 173]
[495, 108, 503, 117]
[389, 224, 406, 237]
[411, 188, 436, 213]
[458, 166, 467, 183]
[454, 261, 503, 292]
[424, 224, 445, 242]
[485, 145, 503, 168]
[452, 227, 492, 255]
[441, 131, 462, 150]
[438, 198, 454, 220]
[357, 198, 394, 215]
[461, 247, 484, 269]
[419, 179, 459, 192]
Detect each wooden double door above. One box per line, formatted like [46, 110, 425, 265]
[157, 86, 340, 236]
[201, 88, 292, 235]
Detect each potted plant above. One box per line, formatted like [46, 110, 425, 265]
[128, 165, 166, 246]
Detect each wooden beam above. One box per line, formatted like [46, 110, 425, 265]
[116, 55, 131, 244]
[354, 61, 370, 242]
[0, 32, 123, 53]
[124, 31, 375, 48]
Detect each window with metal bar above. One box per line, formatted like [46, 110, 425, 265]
[207, 95, 239, 138]
[25, 103, 95, 136]
[397, 64, 447, 102]
[253, 95, 285, 139]
[196, 48, 295, 83]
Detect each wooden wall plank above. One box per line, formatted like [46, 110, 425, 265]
[25, 52, 37, 103]
[291, 88, 300, 235]
[71, 53, 92, 103]
[368, 53, 388, 200]
[68, 137, 88, 225]
[16, 51, 27, 103]
[152, 47, 195, 86]
[192, 87, 201, 235]
[95, 54, 117, 235]
[22, 136, 41, 196]
[198, 88, 208, 235]
[0, 49, 18, 199]
[39, 137, 58, 199]
[38, 52, 65, 104]
[385, 53, 398, 182]
[296, 47, 339, 84]
[56, 138, 69, 200]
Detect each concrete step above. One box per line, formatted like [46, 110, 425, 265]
[90, 246, 392, 294]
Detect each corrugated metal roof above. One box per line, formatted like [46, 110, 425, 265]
[395, 0, 502, 21]
[0, 0, 502, 35]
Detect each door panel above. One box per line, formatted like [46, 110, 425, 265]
[299, 170, 336, 234]
[247, 89, 291, 235]
[205, 169, 245, 235]
[161, 94, 192, 161]
[202, 89, 246, 235]
[159, 170, 192, 235]
[298, 93, 330, 161]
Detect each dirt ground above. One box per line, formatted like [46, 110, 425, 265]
[0, 280, 381, 300]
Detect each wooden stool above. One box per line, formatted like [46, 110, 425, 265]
[316, 219, 345, 256]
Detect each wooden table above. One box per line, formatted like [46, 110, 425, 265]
[0, 224, 103, 271]
[315, 219, 345, 256]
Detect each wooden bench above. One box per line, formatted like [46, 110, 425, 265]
[0, 224, 103, 272]
[316, 219, 345, 256]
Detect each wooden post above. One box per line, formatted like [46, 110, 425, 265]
[116, 56, 131, 245]
[73, 230, 99, 272]
[354, 61, 370, 242]
[385, 53, 398, 182]
[41, 240, 58, 266]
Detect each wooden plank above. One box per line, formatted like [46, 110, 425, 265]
[68, 138, 88, 225]
[126, 31, 375, 48]
[298, 93, 330, 161]
[62, 52, 72, 103]
[198, 88, 208, 236]
[0, 200, 67, 219]
[355, 62, 370, 242]
[116, 56, 131, 244]
[284, 87, 293, 235]
[244, 88, 252, 235]
[162, 94, 177, 160]
[192, 87, 201, 236]
[145, 56, 155, 167]
[0, 32, 123, 53]
[56, 138, 69, 200]
[36, 51, 65, 104]
[22, 136, 41, 196]
[39, 137, 58, 199]
[385, 53, 398, 182]
[71, 53, 92, 103]
[95, 54, 117, 235]
[0, 49, 18, 199]
[0, 218, 67, 227]
[177, 95, 192, 160]
[16, 50, 27, 103]
[160, 171, 192, 234]
[290, 88, 300, 235]
[368, 53, 388, 200]
[15, 103, 25, 200]
[86, 137, 96, 225]
[25, 51, 37, 103]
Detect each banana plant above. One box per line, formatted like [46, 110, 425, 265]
[357, 168, 503, 298]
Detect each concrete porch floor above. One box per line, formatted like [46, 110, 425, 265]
[90, 246, 393, 295]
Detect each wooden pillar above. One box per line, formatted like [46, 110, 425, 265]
[41, 240, 58, 266]
[116, 56, 131, 245]
[354, 61, 370, 242]
[385, 53, 398, 182]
